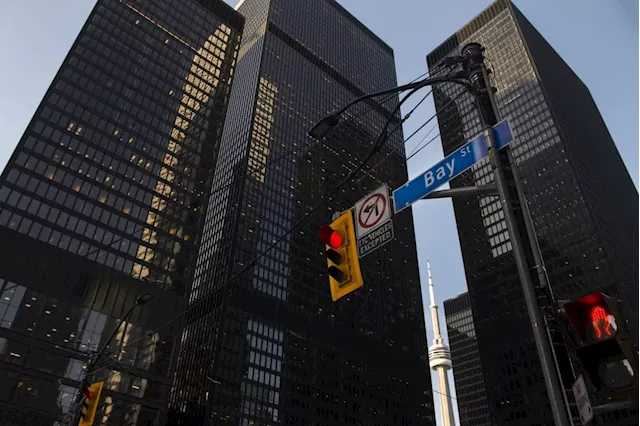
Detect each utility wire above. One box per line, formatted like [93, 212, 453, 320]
[109, 81, 469, 359]
[0, 72, 439, 300]
[355, 90, 465, 186]
[100, 86, 429, 358]
[78, 70, 437, 263]
[407, 123, 438, 158]
[355, 89, 433, 183]
[103, 101, 471, 363]
[93, 89, 467, 365]
[81, 65, 456, 359]
[431, 388, 458, 400]
[1, 73, 451, 374]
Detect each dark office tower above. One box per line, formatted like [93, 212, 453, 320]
[444, 293, 491, 426]
[0, 0, 242, 424]
[427, 0, 638, 425]
[169, 0, 434, 425]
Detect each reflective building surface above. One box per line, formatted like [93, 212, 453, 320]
[427, 0, 638, 425]
[169, 0, 434, 425]
[443, 293, 491, 426]
[0, 0, 242, 424]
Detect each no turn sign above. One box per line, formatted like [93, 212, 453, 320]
[354, 185, 391, 238]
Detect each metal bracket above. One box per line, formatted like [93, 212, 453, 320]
[422, 184, 498, 200]
[592, 399, 639, 415]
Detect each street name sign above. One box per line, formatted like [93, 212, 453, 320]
[357, 219, 394, 258]
[393, 119, 513, 213]
[354, 184, 391, 238]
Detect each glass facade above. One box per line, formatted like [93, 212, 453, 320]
[169, 0, 434, 425]
[427, 1, 638, 425]
[443, 293, 491, 426]
[0, 0, 243, 424]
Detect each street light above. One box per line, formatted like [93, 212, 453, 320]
[308, 74, 470, 140]
[308, 113, 341, 139]
[90, 291, 154, 365]
[135, 292, 154, 305]
[309, 44, 571, 425]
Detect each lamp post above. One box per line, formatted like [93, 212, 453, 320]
[310, 44, 570, 426]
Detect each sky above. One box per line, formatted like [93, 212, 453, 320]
[0, 1, 637, 425]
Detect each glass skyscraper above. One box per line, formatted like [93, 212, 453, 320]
[427, 0, 638, 425]
[0, 0, 242, 424]
[444, 293, 491, 426]
[169, 0, 434, 425]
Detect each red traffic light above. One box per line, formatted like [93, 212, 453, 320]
[319, 226, 342, 249]
[82, 387, 94, 400]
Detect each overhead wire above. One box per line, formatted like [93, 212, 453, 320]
[355, 90, 465, 187]
[75, 70, 437, 269]
[104, 102, 472, 365]
[85, 65, 459, 362]
[355, 89, 433, 183]
[3, 73, 457, 374]
[0, 72, 440, 301]
[99, 85, 432, 359]
[101, 77, 479, 416]
[107, 75, 470, 360]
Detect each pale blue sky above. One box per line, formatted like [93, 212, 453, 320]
[0, 1, 637, 424]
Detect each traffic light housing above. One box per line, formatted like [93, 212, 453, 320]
[79, 381, 104, 426]
[562, 293, 637, 398]
[319, 210, 363, 301]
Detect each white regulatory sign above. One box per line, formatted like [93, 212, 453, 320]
[572, 375, 593, 424]
[354, 184, 391, 238]
[357, 219, 394, 258]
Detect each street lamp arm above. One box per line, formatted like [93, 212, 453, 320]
[309, 74, 470, 139]
[88, 303, 138, 371]
[337, 75, 470, 116]
[87, 292, 154, 371]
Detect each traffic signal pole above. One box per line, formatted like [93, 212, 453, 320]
[311, 41, 571, 426]
[462, 43, 570, 426]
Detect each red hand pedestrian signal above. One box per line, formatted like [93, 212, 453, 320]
[589, 305, 614, 341]
[562, 292, 637, 395]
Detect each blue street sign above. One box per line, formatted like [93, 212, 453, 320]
[393, 120, 513, 213]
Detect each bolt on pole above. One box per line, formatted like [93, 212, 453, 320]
[461, 42, 570, 426]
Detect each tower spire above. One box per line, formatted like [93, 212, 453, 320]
[427, 259, 456, 426]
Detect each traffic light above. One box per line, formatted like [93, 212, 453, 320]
[319, 210, 363, 301]
[79, 381, 104, 426]
[562, 292, 637, 398]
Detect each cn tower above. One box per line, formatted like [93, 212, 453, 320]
[427, 260, 456, 426]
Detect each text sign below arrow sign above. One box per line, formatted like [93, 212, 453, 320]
[393, 119, 513, 213]
[354, 184, 391, 238]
